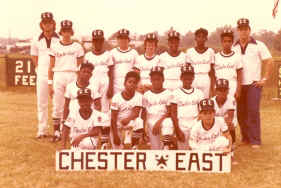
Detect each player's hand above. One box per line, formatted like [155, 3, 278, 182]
[234, 89, 241, 100]
[176, 128, 185, 142]
[152, 121, 161, 135]
[107, 87, 113, 99]
[48, 85, 54, 98]
[71, 135, 84, 147]
[252, 80, 266, 88]
[113, 134, 121, 146]
[137, 84, 145, 94]
[121, 118, 130, 126]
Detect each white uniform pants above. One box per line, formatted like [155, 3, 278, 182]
[52, 72, 77, 119]
[192, 73, 210, 98]
[177, 119, 195, 150]
[147, 117, 174, 150]
[36, 75, 49, 135]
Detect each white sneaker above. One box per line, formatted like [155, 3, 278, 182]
[163, 145, 170, 150]
[52, 130, 61, 142]
[101, 143, 109, 150]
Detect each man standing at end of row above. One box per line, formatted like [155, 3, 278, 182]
[31, 12, 59, 139]
[233, 18, 273, 148]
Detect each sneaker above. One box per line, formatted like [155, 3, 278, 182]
[101, 143, 109, 150]
[52, 130, 61, 142]
[163, 145, 170, 150]
[251, 145, 261, 149]
[36, 134, 47, 139]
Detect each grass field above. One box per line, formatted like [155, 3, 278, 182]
[0, 86, 281, 188]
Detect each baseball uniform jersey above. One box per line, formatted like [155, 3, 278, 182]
[111, 47, 138, 94]
[186, 48, 215, 98]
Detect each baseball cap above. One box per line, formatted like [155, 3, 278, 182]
[198, 99, 215, 112]
[149, 66, 164, 77]
[195, 28, 208, 36]
[215, 79, 229, 90]
[220, 28, 234, 38]
[145, 33, 158, 41]
[168, 31, 180, 40]
[181, 63, 194, 75]
[60, 20, 73, 30]
[77, 88, 92, 100]
[117, 29, 130, 38]
[41, 12, 54, 22]
[80, 62, 94, 71]
[237, 18, 250, 28]
[92, 29, 104, 40]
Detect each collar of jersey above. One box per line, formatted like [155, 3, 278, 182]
[220, 50, 235, 58]
[180, 88, 194, 94]
[117, 47, 132, 53]
[38, 32, 59, 41]
[234, 37, 257, 46]
[60, 41, 74, 46]
[144, 54, 156, 61]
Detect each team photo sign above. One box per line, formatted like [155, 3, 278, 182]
[56, 150, 231, 173]
[6, 58, 36, 86]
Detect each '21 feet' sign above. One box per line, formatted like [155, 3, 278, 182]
[6, 58, 36, 86]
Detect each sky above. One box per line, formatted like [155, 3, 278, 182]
[2, 0, 281, 39]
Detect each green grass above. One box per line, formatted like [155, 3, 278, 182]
[0, 87, 280, 188]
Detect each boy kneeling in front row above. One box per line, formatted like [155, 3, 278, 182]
[189, 98, 232, 153]
[60, 88, 110, 150]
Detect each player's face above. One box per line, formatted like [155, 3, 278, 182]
[195, 33, 207, 47]
[168, 38, 179, 52]
[117, 37, 129, 49]
[200, 110, 215, 122]
[238, 26, 250, 40]
[92, 39, 104, 52]
[150, 74, 164, 90]
[221, 36, 233, 51]
[41, 21, 55, 32]
[124, 77, 138, 93]
[79, 67, 92, 83]
[181, 74, 194, 88]
[78, 98, 92, 111]
[145, 41, 157, 54]
[61, 30, 73, 40]
[215, 89, 228, 101]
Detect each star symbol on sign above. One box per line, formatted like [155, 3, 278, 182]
[155, 155, 168, 168]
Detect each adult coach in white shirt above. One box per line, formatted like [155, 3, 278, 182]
[233, 18, 273, 148]
[31, 12, 59, 139]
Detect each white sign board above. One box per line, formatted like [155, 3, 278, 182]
[56, 150, 231, 173]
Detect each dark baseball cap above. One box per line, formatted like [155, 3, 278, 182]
[92, 29, 104, 40]
[117, 28, 130, 38]
[77, 88, 92, 100]
[149, 66, 164, 77]
[215, 79, 229, 90]
[41, 12, 54, 22]
[145, 33, 158, 41]
[168, 30, 180, 40]
[237, 18, 250, 28]
[61, 20, 73, 30]
[181, 63, 194, 75]
[198, 99, 215, 112]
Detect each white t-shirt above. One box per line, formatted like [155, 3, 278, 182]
[111, 91, 142, 128]
[84, 51, 113, 80]
[189, 117, 228, 150]
[232, 38, 272, 85]
[158, 51, 186, 80]
[30, 33, 60, 76]
[211, 96, 236, 118]
[171, 88, 204, 121]
[185, 48, 215, 74]
[143, 89, 172, 124]
[50, 41, 84, 72]
[64, 109, 110, 143]
[111, 47, 138, 91]
[134, 54, 160, 85]
[214, 51, 243, 81]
